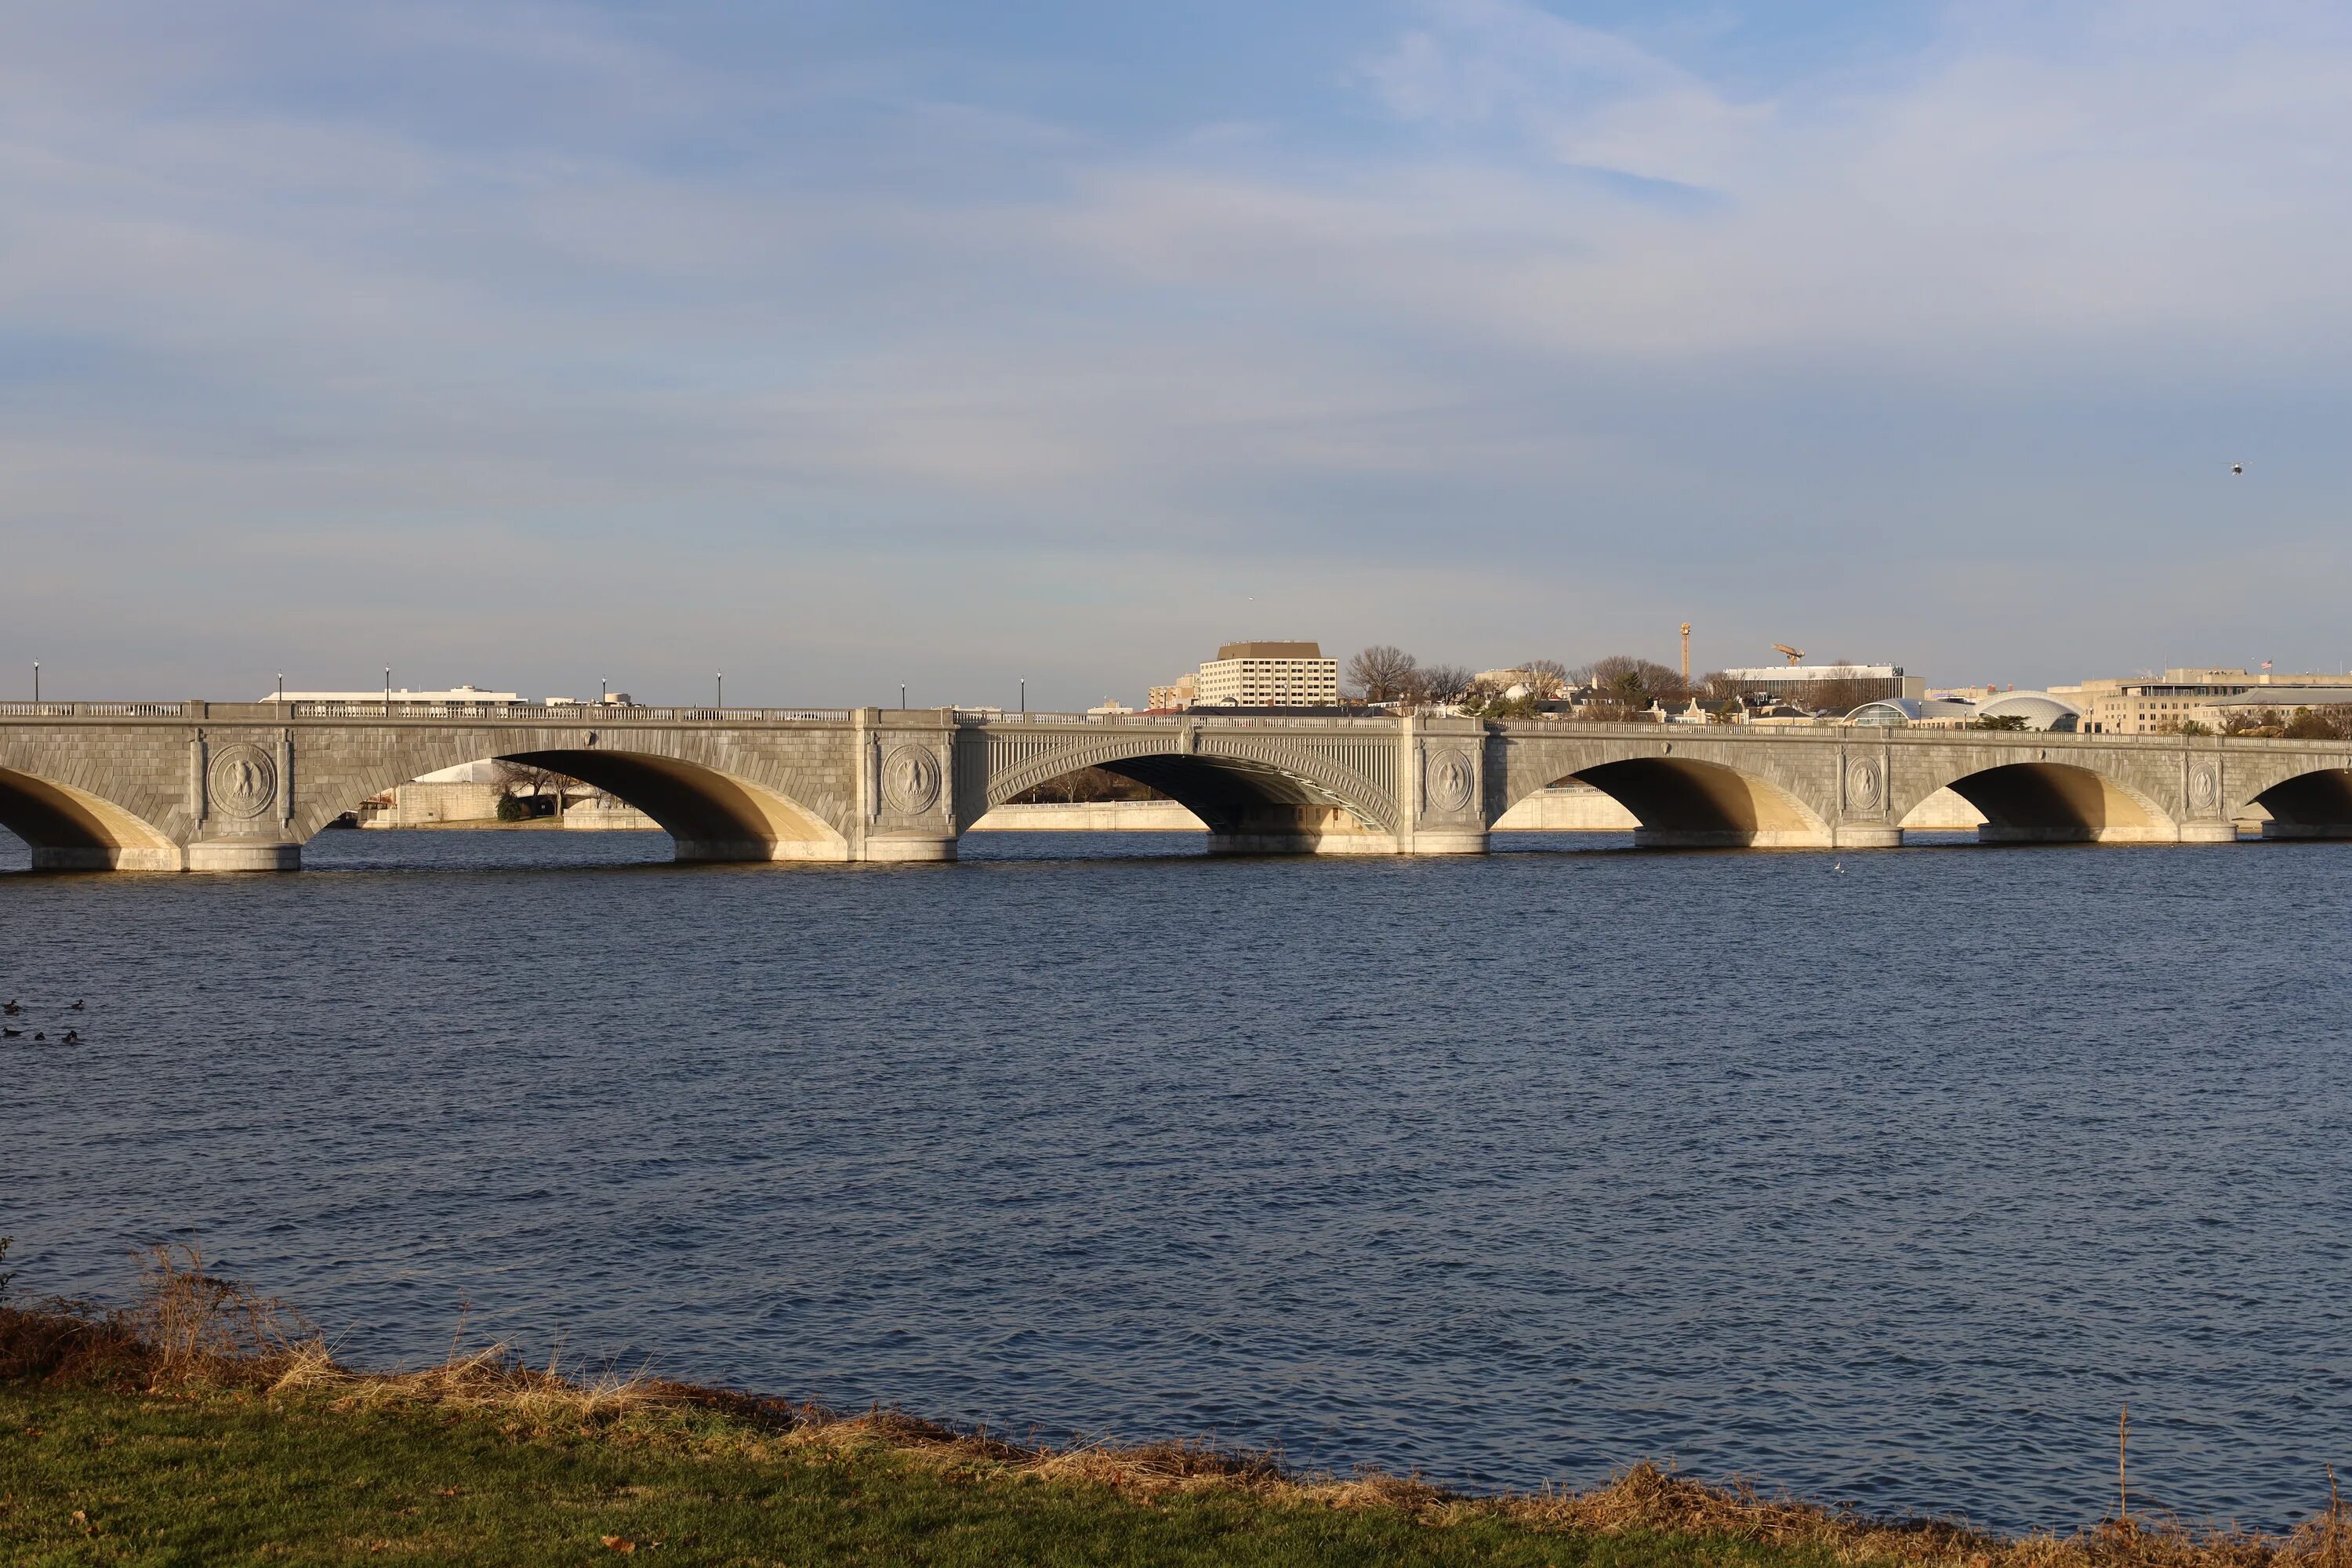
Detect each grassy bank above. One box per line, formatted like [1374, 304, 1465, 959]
[4, 1249, 2346, 1567]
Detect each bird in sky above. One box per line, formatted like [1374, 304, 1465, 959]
[2231, 463, 2245, 475]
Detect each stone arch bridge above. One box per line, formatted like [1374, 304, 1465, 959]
[3, 700, 2350, 870]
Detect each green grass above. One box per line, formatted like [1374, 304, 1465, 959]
[0, 1381, 1839, 1567]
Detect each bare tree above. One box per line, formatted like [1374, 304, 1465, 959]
[1578, 655, 1688, 702]
[1005, 766, 1165, 804]
[1347, 645, 1420, 703]
[493, 760, 582, 807]
[1410, 663, 1475, 707]
[1520, 659, 1571, 700]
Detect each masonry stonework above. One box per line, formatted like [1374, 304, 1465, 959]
[5, 702, 2351, 870]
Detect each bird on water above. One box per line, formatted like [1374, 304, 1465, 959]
[61, 1029, 79, 1045]
[2, 1027, 20, 1039]
[70, 1000, 85, 1011]
[2, 1000, 18, 1015]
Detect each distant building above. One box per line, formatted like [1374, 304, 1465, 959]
[1195, 642, 1340, 707]
[1087, 698, 1135, 716]
[2054, 669, 2352, 735]
[261, 684, 521, 704]
[1146, 673, 1197, 712]
[1720, 664, 1922, 706]
[1976, 691, 2082, 731]
[1847, 697, 1978, 728]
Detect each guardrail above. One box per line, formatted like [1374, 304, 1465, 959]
[0, 703, 2335, 751]
[279, 702, 853, 722]
[0, 702, 188, 718]
[967, 711, 1405, 728]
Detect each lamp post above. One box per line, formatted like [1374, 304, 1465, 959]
[384, 666, 392, 710]
[716, 672, 723, 710]
[1020, 678, 1025, 716]
[31, 662, 38, 704]
[600, 676, 608, 705]
[900, 683, 907, 710]
[277, 673, 284, 704]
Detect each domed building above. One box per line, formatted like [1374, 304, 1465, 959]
[1975, 691, 2082, 731]
[1844, 696, 1978, 728]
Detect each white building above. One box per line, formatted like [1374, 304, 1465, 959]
[260, 684, 522, 704]
[1720, 665, 1923, 705]
[1194, 642, 1341, 707]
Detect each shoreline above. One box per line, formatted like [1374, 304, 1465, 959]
[5, 1249, 2345, 1566]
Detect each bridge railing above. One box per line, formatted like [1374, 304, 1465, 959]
[968, 711, 1403, 728]
[273, 702, 854, 722]
[0, 702, 189, 718]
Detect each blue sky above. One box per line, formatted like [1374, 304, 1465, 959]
[5, 1, 2349, 705]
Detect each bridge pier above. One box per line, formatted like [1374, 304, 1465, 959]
[187, 840, 303, 872]
[1399, 828, 1489, 855]
[859, 831, 958, 862]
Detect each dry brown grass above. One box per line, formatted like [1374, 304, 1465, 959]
[5, 1246, 2347, 1568]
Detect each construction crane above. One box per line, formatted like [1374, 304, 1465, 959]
[1771, 643, 1806, 666]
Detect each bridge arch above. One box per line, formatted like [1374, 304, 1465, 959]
[2243, 766, 2352, 840]
[0, 764, 181, 871]
[981, 736, 1396, 851]
[314, 742, 848, 862]
[1558, 757, 1832, 848]
[1933, 760, 2175, 843]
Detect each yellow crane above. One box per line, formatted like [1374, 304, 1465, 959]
[1771, 643, 1806, 666]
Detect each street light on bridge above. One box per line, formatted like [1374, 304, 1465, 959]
[31, 661, 38, 705]
[717, 672, 723, 710]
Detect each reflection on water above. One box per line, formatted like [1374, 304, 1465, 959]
[5, 826, 2349, 1530]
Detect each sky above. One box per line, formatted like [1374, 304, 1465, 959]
[4, 0, 2349, 707]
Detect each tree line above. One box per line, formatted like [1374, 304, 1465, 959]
[1345, 645, 1755, 717]
[2176, 706, 2352, 740]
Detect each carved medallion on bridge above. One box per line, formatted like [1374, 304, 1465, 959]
[1844, 757, 1883, 815]
[1425, 746, 1475, 816]
[880, 744, 943, 816]
[2189, 762, 2220, 817]
[208, 742, 278, 819]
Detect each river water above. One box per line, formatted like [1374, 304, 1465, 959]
[2, 826, 2347, 1532]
